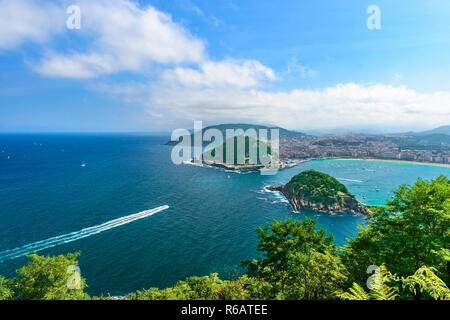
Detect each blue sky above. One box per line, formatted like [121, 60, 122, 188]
[0, 0, 449, 132]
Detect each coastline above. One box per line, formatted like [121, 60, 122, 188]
[264, 184, 370, 216]
[186, 157, 450, 170]
[192, 158, 305, 171]
[329, 158, 450, 169]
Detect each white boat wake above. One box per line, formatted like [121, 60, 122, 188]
[0, 205, 169, 262]
[337, 178, 364, 183]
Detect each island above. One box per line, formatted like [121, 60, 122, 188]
[266, 170, 371, 215]
[194, 134, 301, 171]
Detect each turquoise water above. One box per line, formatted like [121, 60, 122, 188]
[0, 134, 448, 295]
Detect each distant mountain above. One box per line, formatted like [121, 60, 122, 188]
[303, 125, 450, 136]
[166, 123, 308, 145]
[197, 124, 308, 139]
[393, 133, 450, 149]
[402, 125, 450, 136]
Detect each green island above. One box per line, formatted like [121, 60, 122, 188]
[199, 134, 300, 171]
[199, 134, 277, 171]
[267, 170, 370, 214]
[0, 175, 448, 300]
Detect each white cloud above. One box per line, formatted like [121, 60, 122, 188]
[0, 0, 64, 49]
[34, 53, 115, 79]
[140, 82, 450, 130]
[3, 0, 272, 88]
[286, 57, 317, 78]
[33, 0, 206, 78]
[209, 15, 223, 27]
[189, 4, 204, 16]
[161, 59, 276, 88]
[185, 1, 223, 27]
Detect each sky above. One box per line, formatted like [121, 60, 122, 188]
[0, 0, 449, 133]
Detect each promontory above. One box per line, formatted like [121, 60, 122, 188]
[267, 170, 371, 215]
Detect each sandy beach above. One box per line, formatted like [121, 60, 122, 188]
[331, 158, 450, 169]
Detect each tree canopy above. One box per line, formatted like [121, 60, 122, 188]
[341, 174, 450, 298]
[283, 170, 353, 206]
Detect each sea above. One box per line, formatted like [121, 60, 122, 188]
[0, 134, 448, 296]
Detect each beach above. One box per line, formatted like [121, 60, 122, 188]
[332, 158, 450, 169]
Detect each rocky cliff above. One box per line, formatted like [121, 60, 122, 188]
[267, 170, 370, 215]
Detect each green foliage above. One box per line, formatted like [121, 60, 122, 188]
[0, 276, 13, 300]
[205, 135, 273, 165]
[342, 175, 450, 292]
[284, 170, 353, 206]
[9, 252, 90, 300]
[213, 277, 251, 300]
[236, 276, 275, 300]
[339, 282, 369, 300]
[181, 274, 224, 299]
[402, 266, 450, 300]
[125, 273, 221, 300]
[124, 273, 253, 300]
[340, 265, 399, 300]
[341, 265, 450, 300]
[340, 226, 382, 289]
[242, 217, 346, 299]
[285, 249, 347, 299]
[367, 265, 399, 300]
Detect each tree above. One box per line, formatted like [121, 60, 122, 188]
[10, 252, 90, 300]
[242, 217, 346, 299]
[125, 273, 229, 300]
[340, 265, 399, 300]
[213, 276, 251, 300]
[340, 226, 383, 289]
[0, 276, 12, 300]
[286, 249, 347, 299]
[342, 175, 450, 291]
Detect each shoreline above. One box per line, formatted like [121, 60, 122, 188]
[264, 185, 370, 216]
[186, 157, 450, 170]
[328, 158, 450, 169]
[193, 159, 305, 172]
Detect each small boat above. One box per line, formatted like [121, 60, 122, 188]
[375, 187, 380, 192]
[81, 163, 86, 167]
